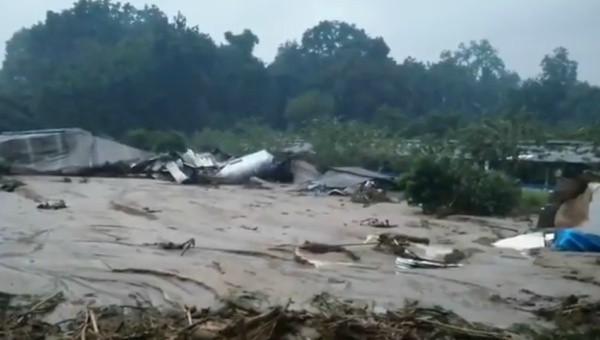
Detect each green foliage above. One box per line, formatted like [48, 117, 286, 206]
[123, 128, 156, 151]
[0, 1, 599, 151]
[404, 154, 522, 216]
[284, 90, 335, 125]
[123, 129, 187, 152]
[519, 189, 549, 214]
[154, 131, 187, 153]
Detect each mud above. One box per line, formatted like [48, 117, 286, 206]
[0, 176, 599, 329]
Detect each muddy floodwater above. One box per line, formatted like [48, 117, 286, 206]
[1, 176, 599, 328]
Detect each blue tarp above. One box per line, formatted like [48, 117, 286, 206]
[552, 229, 600, 252]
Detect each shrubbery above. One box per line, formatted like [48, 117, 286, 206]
[123, 129, 187, 152]
[403, 154, 522, 216]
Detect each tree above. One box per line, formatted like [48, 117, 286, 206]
[541, 47, 578, 87]
[0, 1, 599, 141]
[284, 90, 335, 125]
[372, 105, 408, 133]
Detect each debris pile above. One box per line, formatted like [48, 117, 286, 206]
[532, 295, 600, 337]
[351, 181, 392, 207]
[362, 232, 466, 269]
[0, 292, 525, 339]
[131, 149, 292, 185]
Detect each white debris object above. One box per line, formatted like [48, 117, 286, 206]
[395, 257, 462, 269]
[165, 161, 188, 183]
[216, 150, 274, 183]
[492, 232, 554, 252]
[181, 149, 217, 168]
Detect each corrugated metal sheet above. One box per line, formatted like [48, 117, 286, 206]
[329, 167, 394, 181]
[0, 128, 152, 174]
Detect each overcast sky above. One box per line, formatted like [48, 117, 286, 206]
[1, 0, 599, 84]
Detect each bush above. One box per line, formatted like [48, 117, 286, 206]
[404, 154, 521, 216]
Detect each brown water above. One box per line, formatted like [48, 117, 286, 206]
[0, 176, 599, 327]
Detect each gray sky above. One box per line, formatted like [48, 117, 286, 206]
[2, 0, 599, 84]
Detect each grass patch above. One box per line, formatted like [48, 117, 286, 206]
[519, 188, 549, 214]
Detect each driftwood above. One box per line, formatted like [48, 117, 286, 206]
[2, 291, 597, 339]
[145, 238, 196, 256]
[377, 232, 430, 246]
[298, 241, 360, 261]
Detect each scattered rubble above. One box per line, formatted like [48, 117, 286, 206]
[0, 128, 399, 208]
[4, 290, 596, 339]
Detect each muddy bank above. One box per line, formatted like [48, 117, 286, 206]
[0, 176, 599, 329]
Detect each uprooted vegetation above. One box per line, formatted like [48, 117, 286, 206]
[1, 292, 598, 339]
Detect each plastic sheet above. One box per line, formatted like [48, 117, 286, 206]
[552, 229, 600, 252]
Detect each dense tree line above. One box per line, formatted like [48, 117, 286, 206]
[1, 0, 599, 139]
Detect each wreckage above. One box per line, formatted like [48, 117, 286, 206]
[129, 145, 395, 195]
[0, 128, 396, 200]
[0, 128, 151, 175]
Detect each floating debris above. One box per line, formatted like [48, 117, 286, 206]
[351, 181, 392, 207]
[0, 178, 25, 192]
[360, 217, 397, 228]
[36, 199, 67, 210]
[145, 238, 196, 256]
[396, 256, 462, 269]
[297, 241, 361, 261]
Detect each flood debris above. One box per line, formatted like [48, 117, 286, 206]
[36, 199, 67, 210]
[363, 232, 464, 269]
[0, 128, 401, 200]
[146, 238, 196, 256]
[110, 201, 158, 220]
[494, 228, 600, 254]
[395, 256, 462, 269]
[297, 241, 361, 261]
[142, 206, 161, 214]
[351, 181, 392, 206]
[359, 217, 397, 228]
[131, 148, 297, 186]
[368, 232, 431, 247]
[0, 177, 24, 192]
[0, 291, 531, 339]
[532, 295, 600, 337]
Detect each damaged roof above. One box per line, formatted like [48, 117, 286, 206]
[0, 128, 152, 174]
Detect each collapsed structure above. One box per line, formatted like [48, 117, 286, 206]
[0, 128, 394, 195]
[0, 128, 151, 175]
